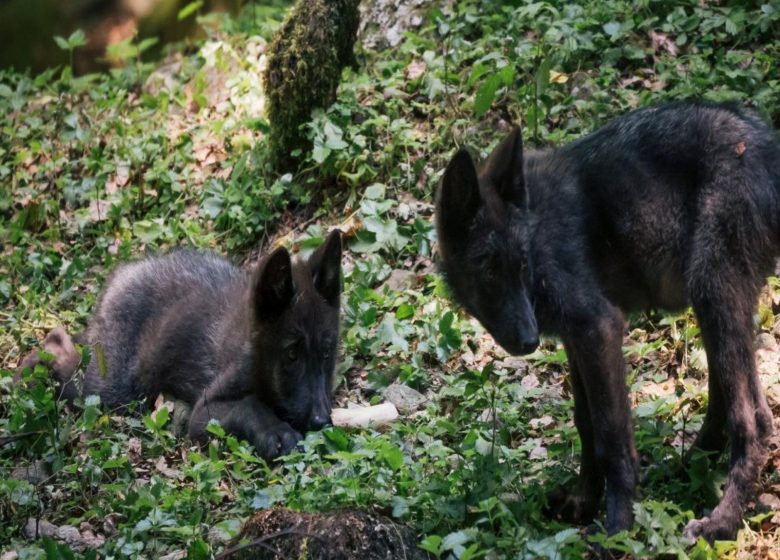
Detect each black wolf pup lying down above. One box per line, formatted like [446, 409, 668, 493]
[53, 230, 343, 461]
[436, 101, 779, 541]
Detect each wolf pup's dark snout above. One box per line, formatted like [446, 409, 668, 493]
[516, 333, 539, 356]
[436, 101, 780, 542]
[308, 412, 331, 431]
[49, 229, 343, 462]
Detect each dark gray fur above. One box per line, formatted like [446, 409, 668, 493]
[436, 101, 779, 541]
[59, 230, 343, 461]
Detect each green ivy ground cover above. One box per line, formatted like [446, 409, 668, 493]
[2, 1, 780, 558]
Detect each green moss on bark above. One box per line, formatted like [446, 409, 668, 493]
[264, 0, 360, 171]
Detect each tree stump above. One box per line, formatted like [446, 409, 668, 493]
[264, 0, 360, 172]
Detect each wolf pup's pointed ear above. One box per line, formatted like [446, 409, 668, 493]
[436, 148, 480, 236]
[310, 229, 342, 305]
[255, 247, 294, 317]
[483, 127, 526, 207]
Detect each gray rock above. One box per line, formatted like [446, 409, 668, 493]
[756, 332, 778, 351]
[520, 373, 539, 389]
[446, 453, 463, 469]
[385, 269, 415, 291]
[758, 492, 780, 511]
[24, 519, 58, 540]
[23, 518, 103, 551]
[383, 87, 408, 101]
[11, 460, 51, 485]
[478, 408, 495, 424]
[57, 525, 82, 547]
[383, 383, 426, 414]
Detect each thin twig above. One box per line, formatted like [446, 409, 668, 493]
[0, 431, 46, 448]
[215, 528, 326, 560]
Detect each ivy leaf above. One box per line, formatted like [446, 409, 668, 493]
[603, 22, 621, 39]
[54, 29, 87, 51]
[381, 443, 404, 470]
[419, 535, 442, 554]
[474, 73, 502, 118]
[178, 1, 204, 20]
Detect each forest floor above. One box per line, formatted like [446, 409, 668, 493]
[2, 1, 780, 558]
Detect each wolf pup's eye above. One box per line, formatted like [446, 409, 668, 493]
[286, 348, 297, 362]
[322, 350, 330, 360]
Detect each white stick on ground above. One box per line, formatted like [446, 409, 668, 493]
[330, 403, 399, 428]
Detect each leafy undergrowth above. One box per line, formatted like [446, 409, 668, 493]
[3, 0, 780, 558]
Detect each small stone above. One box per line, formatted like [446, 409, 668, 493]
[756, 333, 778, 351]
[382, 87, 408, 101]
[767, 384, 780, 407]
[758, 492, 780, 511]
[383, 383, 426, 414]
[530, 446, 548, 460]
[478, 408, 495, 424]
[78, 522, 105, 549]
[11, 461, 51, 485]
[496, 356, 530, 371]
[56, 525, 82, 549]
[529, 415, 555, 431]
[384, 269, 416, 291]
[155, 456, 182, 479]
[23, 519, 58, 540]
[520, 374, 539, 389]
[498, 493, 522, 504]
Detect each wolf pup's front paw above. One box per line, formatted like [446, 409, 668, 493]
[254, 422, 303, 461]
[544, 485, 600, 525]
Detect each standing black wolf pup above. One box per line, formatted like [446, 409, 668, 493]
[436, 101, 780, 541]
[54, 230, 343, 461]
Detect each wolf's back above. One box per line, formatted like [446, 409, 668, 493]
[82, 250, 247, 408]
[561, 101, 780, 255]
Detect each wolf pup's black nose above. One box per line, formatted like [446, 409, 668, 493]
[309, 414, 331, 431]
[519, 336, 539, 355]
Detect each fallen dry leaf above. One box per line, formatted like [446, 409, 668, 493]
[155, 456, 183, 479]
[88, 199, 111, 222]
[549, 70, 569, 84]
[405, 60, 427, 81]
[649, 30, 679, 56]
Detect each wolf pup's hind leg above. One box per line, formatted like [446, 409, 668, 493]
[683, 184, 774, 541]
[684, 279, 770, 541]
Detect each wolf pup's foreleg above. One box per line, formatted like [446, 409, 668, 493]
[189, 391, 302, 461]
[559, 302, 639, 535]
[545, 341, 605, 525]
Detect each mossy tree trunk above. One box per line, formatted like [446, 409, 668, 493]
[264, 0, 360, 172]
